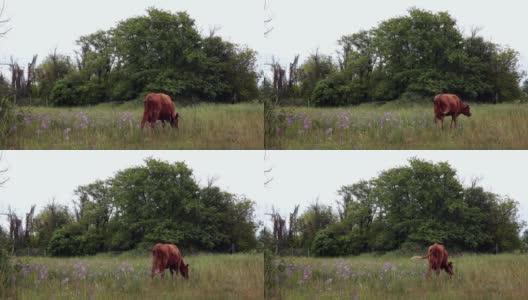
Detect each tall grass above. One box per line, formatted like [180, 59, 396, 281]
[3, 253, 263, 300]
[269, 253, 528, 299]
[268, 102, 528, 149]
[2, 102, 263, 150]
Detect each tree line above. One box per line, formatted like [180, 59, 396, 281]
[263, 8, 528, 106]
[0, 8, 259, 106]
[258, 158, 528, 256]
[0, 159, 258, 257]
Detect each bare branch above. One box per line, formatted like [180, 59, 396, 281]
[264, 0, 274, 37]
[0, 0, 11, 36]
[0, 152, 8, 186]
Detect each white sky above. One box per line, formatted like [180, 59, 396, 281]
[1, 150, 527, 234]
[263, 0, 528, 77]
[1, 1, 526, 80]
[0, 150, 267, 230]
[264, 151, 528, 230]
[0, 0, 264, 71]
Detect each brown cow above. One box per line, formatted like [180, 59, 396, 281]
[433, 94, 471, 129]
[413, 243, 454, 278]
[151, 243, 189, 279]
[141, 93, 180, 129]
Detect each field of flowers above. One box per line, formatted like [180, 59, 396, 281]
[267, 102, 528, 149]
[267, 253, 528, 299]
[3, 253, 263, 299]
[2, 102, 263, 150]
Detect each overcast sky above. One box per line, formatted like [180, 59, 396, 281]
[263, 0, 528, 77]
[1, 1, 526, 79]
[1, 150, 527, 233]
[0, 150, 266, 229]
[264, 151, 528, 229]
[0, 0, 263, 69]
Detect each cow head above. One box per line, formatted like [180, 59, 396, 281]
[171, 113, 180, 129]
[461, 103, 471, 117]
[180, 263, 189, 279]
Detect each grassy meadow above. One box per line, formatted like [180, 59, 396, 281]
[2, 102, 263, 150]
[268, 102, 528, 149]
[2, 253, 263, 300]
[267, 253, 528, 300]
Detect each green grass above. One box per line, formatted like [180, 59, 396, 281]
[2, 253, 263, 300]
[268, 253, 528, 300]
[268, 102, 528, 149]
[2, 101, 263, 149]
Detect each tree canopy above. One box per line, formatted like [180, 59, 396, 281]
[3, 159, 258, 256]
[261, 158, 525, 256]
[274, 8, 525, 106]
[8, 8, 259, 106]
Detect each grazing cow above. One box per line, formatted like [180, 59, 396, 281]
[151, 243, 189, 279]
[413, 243, 453, 278]
[141, 93, 180, 129]
[433, 94, 471, 129]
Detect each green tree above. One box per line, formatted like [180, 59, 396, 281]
[306, 8, 524, 106]
[46, 8, 259, 106]
[32, 201, 73, 251]
[522, 79, 528, 100]
[308, 158, 524, 256]
[35, 51, 75, 102]
[297, 52, 336, 101]
[521, 229, 528, 252]
[297, 201, 336, 249]
[47, 158, 258, 256]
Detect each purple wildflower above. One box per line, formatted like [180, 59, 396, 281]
[303, 117, 312, 130]
[119, 262, 135, 274]
[285, 265, 293, 277]
[40, 118, 49, 130]
[76, 111, 90, 129]
[24, 114, 32, 126]
[39, 267, 48, 280]
[22, 265, 31, 277]
[382, 262, 396, 272]
[73, 262, 88, 280]
[119, 112, 136, 128]
[302, 265, 312, 281]
[339, 112, 350, 129]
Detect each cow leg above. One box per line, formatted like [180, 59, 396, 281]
[426, 264, 432, 279]
[150, 121, 156, 129]
[141, 111, 149, 129]
[175, 261, 181, 278]
[162, 120, 166, 128]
